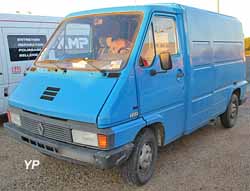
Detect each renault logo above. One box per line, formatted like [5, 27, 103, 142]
[38, 123, 44, 136]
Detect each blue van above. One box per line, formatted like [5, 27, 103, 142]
[4, 4, 248, 185]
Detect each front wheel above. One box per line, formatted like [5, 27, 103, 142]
[121, 128, 158, 186]
[220, 94, 239, 128]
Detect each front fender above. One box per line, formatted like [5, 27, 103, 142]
[111, 118, 146, 148]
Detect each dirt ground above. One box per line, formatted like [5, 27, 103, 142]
[0, 93, 250, 191]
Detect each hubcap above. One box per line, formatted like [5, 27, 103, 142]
[138, 143, 153, 171]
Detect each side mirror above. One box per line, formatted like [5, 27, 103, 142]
[159, 52, 172, 70]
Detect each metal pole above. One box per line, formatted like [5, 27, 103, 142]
[217, 0, 220, 13]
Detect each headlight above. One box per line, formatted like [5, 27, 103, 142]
[72, 130, 98, 147]
[8, 111, 21, 126]
[72, 129, 109, 149]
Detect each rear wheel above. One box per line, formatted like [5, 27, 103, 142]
[220, 94, 239, 128]
[0, 114, 8, 123]
[121, 128, 158, 186]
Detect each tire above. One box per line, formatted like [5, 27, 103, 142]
[0, 114, 8, 123]
[121, 128, 158, 186]
[220, 94, 239, 128]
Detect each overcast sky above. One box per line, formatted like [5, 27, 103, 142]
[0, 0, 249, 36]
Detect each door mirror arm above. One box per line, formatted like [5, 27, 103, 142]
[149, 52, 172, 76]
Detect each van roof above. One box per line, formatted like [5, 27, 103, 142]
[0, 13, 62, 23]
[66, 3, 238, 21]
[67, 4, 182, 18]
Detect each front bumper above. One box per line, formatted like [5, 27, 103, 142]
[4, 122, 134, 169]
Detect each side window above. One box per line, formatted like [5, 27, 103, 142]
[153, 16, 178, 55]
[140, 24, 155, 67]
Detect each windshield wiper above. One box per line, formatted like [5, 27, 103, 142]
[36, 60, 67, 72]
[81, 58, 106, 74]
[36, 58, 107, 75]
[54, 63, 68, 73]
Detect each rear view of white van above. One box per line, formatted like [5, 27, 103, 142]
[0, 14, 61, 115]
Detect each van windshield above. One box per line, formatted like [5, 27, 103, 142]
[35, 12, 143, 71]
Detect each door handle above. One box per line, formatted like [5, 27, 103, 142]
[176, 69, 184, 78]
[150, 69, 167, 76]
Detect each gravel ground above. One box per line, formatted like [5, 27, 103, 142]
[0, 93, 250, 191]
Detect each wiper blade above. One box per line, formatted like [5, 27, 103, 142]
[36, 60, 67, 72]
[81, 58, 106, 74]
[54, 63, 68, 72]
[36, 58, 106, 74]
[36, 59, 60, 64]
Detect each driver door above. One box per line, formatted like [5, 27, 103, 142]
[136, 14, 186, 143]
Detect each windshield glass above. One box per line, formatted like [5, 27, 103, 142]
[35, 12, 143, 71]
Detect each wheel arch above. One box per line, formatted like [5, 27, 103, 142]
[231, 81, 248, 103]
[134, 122, 165, 147]
[233, 88, 241, 98]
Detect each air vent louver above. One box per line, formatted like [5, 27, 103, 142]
[40, 87, 60, 101]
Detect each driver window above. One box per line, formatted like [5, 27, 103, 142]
[153, 16, 178, 55]
[140, 24, 155, 67]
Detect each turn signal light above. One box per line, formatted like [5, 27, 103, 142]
[98, 134, 108, 149]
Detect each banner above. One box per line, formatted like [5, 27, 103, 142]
[8, 35, 47, 62]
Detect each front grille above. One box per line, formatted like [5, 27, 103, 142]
[21, 116, 72, 143]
